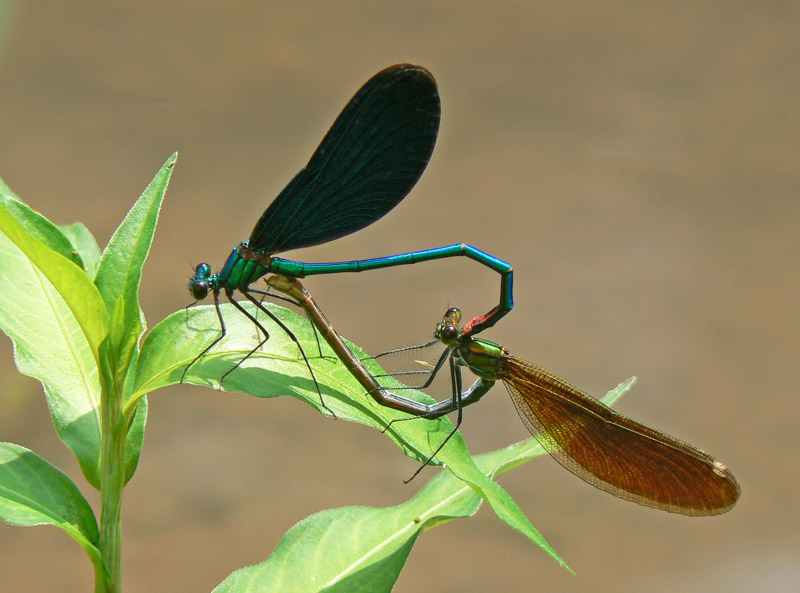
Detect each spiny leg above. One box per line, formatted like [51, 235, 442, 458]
[181, 291, 227, 384]
[403, 358, 465, 483]
[251, 286, 334, 362]
[218, 293, 274, 383]
[373, 369, 435, 382]
[365, 338, 440, 364]
[183, 299, 198, 322]
[240, 291, 337, 418]
[252, 286, 280, 340]
[379, 347, 452, 433]
[223, 290, 334, 408]
[369, 338, 441, 382]
[372, 347, 468, 481]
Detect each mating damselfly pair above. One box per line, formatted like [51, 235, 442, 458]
[184, 64, 739, 516]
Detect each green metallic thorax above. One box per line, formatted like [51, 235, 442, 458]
[454, 336, 508, 381]
[217, 242, 269, 291]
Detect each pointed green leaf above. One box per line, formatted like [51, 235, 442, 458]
[123, 395, 148, 484]
[0, 195, 84, 268]
[0, 202, 108, 357]
[100, 296, 139, 396]
[90, 154, 171, 485]
[94, 153, 176, 356]
[135, 302, 562, 563]
[212, 379, 636, 591]
[212, 444, 552, 593]
[134, 302, 476, 462]
[99, 296, 149, 484]
[212, 470, 474, 593]
[0, 208, 106, 486]
[60, 222, 101, 279]
[0, 442, 101, 563]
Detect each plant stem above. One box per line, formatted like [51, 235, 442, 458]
[99, 379, 126, 593]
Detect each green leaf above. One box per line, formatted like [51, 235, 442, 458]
[134, 303, 477, 471]
[212, 470, 475, 593]
[123, 395, 148, 484]
[95, 153, 176, 385]
[0, 442, 101, 564]
[100, 296, 139, 400]
[0, 201, 108, 358]
[134, 302, 563, 565]
[94, 153, 176, 327]
[0, 206, 107, 487]
[60, 222, 102, 279]
[97, 296, 147, 484]
[120, 331, 148, 484]
[211, 379, 637, 592]
[0, 195, 85, 269]
[212, 445, 553, 593]
[0, 157, 173, 489]
[92, 155, 174, 486]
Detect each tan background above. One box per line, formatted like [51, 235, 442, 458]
[0, 2, 797, 591]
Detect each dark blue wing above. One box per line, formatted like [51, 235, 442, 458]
[248, 64, 440, 254]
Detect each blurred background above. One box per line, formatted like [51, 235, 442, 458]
[0, 1, 797, 591]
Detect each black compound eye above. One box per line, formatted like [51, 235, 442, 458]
[435, 323, 459, 343]
[190, 280, 209, 301]
[440, 325, 459, 342]
[189, 263, 213, 300]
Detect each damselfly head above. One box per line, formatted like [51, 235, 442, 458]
[189, 263, 212, 300]
[435, 307, 462, 344]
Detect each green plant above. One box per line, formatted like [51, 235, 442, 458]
[0, 156, 633, 592]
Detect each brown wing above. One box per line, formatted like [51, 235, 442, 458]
[503, 356, 740, 515]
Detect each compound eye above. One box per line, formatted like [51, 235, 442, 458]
[190, 280, 209, 301]
[444, 308, 462, 325]
[440, 325, 459, 342]
[435, 323, 459, 343]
